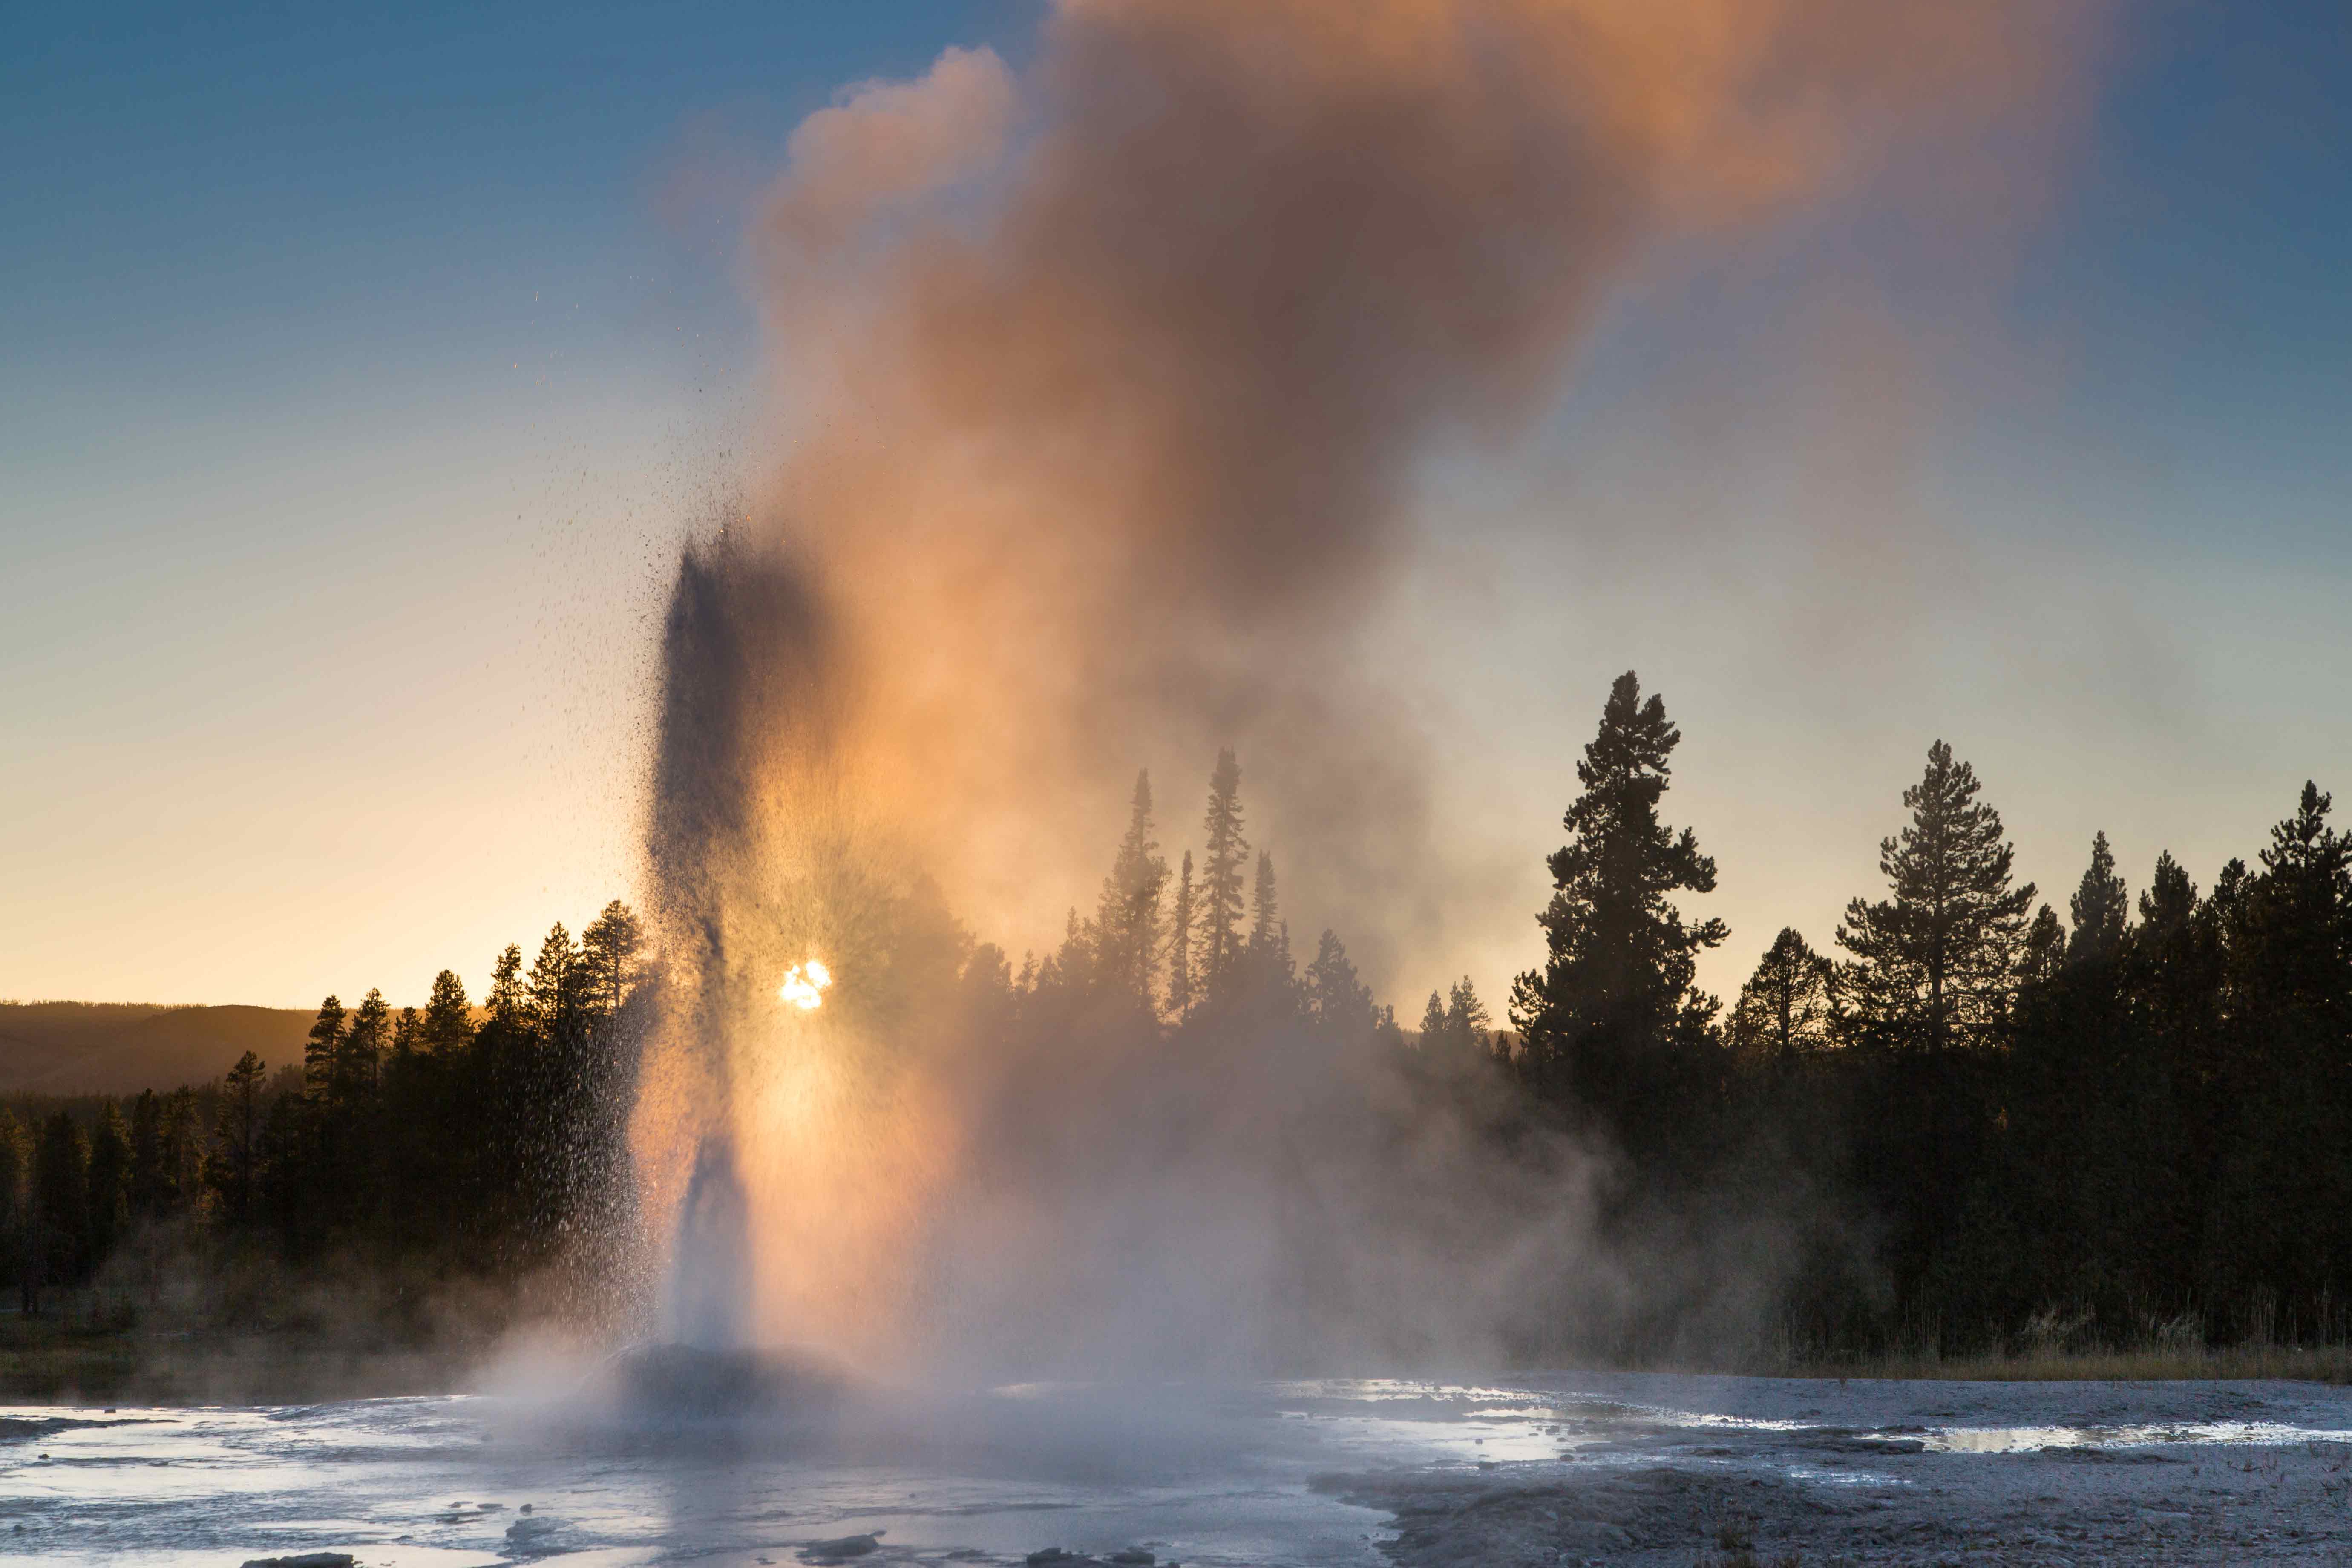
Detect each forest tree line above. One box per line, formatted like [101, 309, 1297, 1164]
[976, 672, 2352, 1355]
[1506, 673, 2352, 1353]
[7, 669, 2350, 1358]
[0, 904, 645, 1316]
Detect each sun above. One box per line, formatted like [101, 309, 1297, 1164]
[779, 960, 833, 1010]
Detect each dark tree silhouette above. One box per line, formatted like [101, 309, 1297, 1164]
[1419, 977, 1494, 1062]
[2019, 905, 2067, 987]
[1726, 928, 1834, 1068]
[207, 1051, 268, 1225]
[128, 1090, 170, 1218]
[1837, 741, 2036, 1055]
[2068, 831, 2129, 961]
[0, 1111, 22, 1309]
[29, 1113, 87, 1310]
[158, 1089, 200, 1217]
[342, 988, 390, 1102]
[1093, 771, 1169, 1010]
[1197, 749, 1250, 1003]
[1304, 929, 1374, 1040]
[487, 944, 527, 1028]
[2204, 783, 2352, 1309]
[302, 995, 346, 1098]
[1510, 671, 1725, 1161]
[2138, 849, 2197, 935]
[1166, 851, 1197, 1020]
[528, 926, 582, 1041]
[1246, 850, 1296, 1001]
[84, 1105, 130, 1263]
[422, 969, 472, 1053]
[581, 901, 645, 1016]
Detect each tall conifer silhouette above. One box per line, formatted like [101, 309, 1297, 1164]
[1837, 740, 2035, 1053]
[1511, 672, 1725, 1155]
[2068, 831, 2129, 961]
[1166, 851, 1197, 1019]
[302, 996, 346, 1098]
[1198, 748, 1250, 1001]
[1094, 771, 1169, 1008]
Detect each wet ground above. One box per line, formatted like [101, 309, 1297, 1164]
[5, 1367, 2352, 1565]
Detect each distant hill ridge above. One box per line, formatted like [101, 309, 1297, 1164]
[0, 1001, 316, 1094]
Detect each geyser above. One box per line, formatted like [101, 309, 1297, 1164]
[626, 0, 2104, 1379]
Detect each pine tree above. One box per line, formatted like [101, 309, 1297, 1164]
[1166, 852, 1197, 1020]
[256, 1091, 309, 1254]
[2068, 831, 2129, 961]
[1836, 740, 2036, 1053]
[2250, 781, 2351, 1007]
[303, 995, 346, 1098]
[1509, 672, 1726, 1148]
[128, 1090, 168, 1219]
[422, 969, 473, 1053]
[1304, 929, 1374, 1039]
[392, 1006, 421, 1059]
[1445, 977, 1493, 1054]
[341, 987, 390, 1101]
[209, 1051, 268, 1225]
[528, 925, 582, 1041]
[581, 901, 645, 1017]
[510, 924, 584, 1263]
[2209, 856, 2250, 929]
[307, 984, 372, 1236]
[1198, 749, 1250, 1002]
[0, 1111, 23, 1306]
[1419, 989, 1450, 1047]
[2202, 783, 2352, 1309]
[1726, 927, 1834, 1067]
[487, 944, 527, 1029]
[1038, 906, 1093, 996]
[159, 1088, 201, 1214]
[1094, 771, 1169, 1010]
[85, 1104, 131, 1264]
[2018, 905, 2067, 986]
[1250, 850, 1279, 952]
[1417, 978, 1494, 1059]
[2137, 850, 2198, 935]
[1247, 851, 1295, 998]
[31, 1113, 87, 1299]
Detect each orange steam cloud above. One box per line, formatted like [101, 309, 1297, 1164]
[739, 0, 2101, 983]
[634, 0, 2106, 1370]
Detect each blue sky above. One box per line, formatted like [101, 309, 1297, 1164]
[3, 0, 2348, 1008]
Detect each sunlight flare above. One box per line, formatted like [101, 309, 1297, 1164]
[779, 959, 832, 1010]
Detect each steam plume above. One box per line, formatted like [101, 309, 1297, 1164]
[635, 0, 2101, 1372]
[737, 0, 2095, 981]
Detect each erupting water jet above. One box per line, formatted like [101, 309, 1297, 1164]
[668, 1136, 752, 1352]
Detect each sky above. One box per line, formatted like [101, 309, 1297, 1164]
[4, 0, 2349, 1013]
